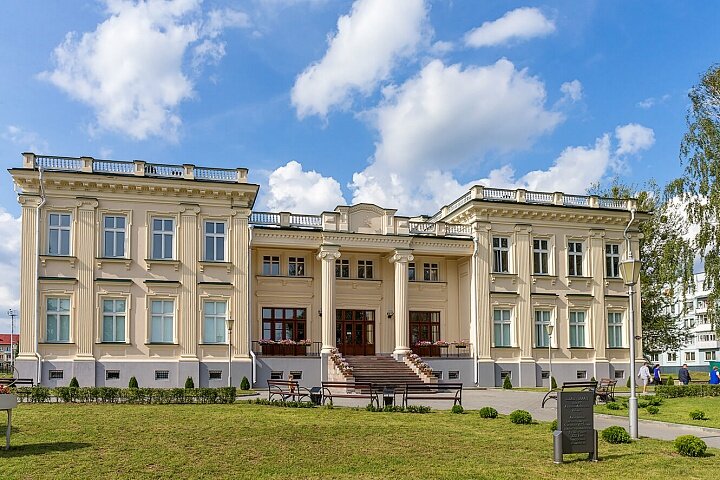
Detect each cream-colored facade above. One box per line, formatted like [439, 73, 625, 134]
[10, 153, 645, 388]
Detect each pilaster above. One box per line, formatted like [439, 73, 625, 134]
[390, 249, 413, 357]
[231, 208, 250, 355]
[17, 195, 41, 357]
[179, 204, 200, 358]
[473, 222, 492, 359]
[317, 244, 341, 353]
[590, 229, 606, 359]
[76, 198, 98, 358]
[514, 224, 533, 358]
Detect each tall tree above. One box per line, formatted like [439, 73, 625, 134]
[669, 63, 720, 328]
[588, 180, 695, 354]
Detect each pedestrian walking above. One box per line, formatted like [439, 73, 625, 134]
[710, 366, 720, 385]
[653, 364, 661, 386]
[638, 362, 651, 394]
[678, 364, 692, 385]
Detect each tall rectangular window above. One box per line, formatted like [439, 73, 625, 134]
[48, 213, 71, 256]
[335, 259, 349, 278]
[288, 257, 305, 276]
[409, 311, 440, 345]
[493, 309, 511, 347]
[103, 215, 126, 258]
[685, 351, 696, 362]
[204, 221, 225, 261]
[203, 301, 227, 344]
[151, 218, 174, 259]
[605, 244, 620, 278]
[262, 256, 280, 275]
[493, 237, 509, 273]
[46, 297, 70, 342]
[150, 300, 174, 343]
[568, 241, 583, 276]
[607, 312, 623, 348]
[102, 299, 126, 343]
[534, 310, 551, 347]
[408, 262, 416, 281]
[262, 308, 307, 341]
[358, 260, 373, 279]
[533, 239, 549, 275]
[423, 263, 439, 281]
[569, 311, 586, 347]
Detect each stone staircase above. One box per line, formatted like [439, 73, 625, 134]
[345, 355, 426, 388]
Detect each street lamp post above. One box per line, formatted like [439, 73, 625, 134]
[226, 318, 235, 388]
[546, 324, 554, 392]
[620, 255, 642, 439]
[8, 309, 17, 372]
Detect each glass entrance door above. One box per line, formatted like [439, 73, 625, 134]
[336, 310, 375, 356]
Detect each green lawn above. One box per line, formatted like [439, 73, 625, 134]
[595, 396, 720, 429]
[0, 403, 716, 479]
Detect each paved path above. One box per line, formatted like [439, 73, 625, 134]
[323, 388, 720, 448]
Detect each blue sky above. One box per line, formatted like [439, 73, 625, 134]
[0, 0, 719, 326]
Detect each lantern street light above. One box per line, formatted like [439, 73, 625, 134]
[545, 323, 554, 392]
[226, 318, 235, 388]
[8, 309, 17, 371]
[620, 252, 642, 439]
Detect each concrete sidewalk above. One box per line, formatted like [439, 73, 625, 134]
[324, 388, 720, 448]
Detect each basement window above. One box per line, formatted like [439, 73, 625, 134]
[155, 370, 170, 380]
[541, 371, 550, 379]
[432, 371, 443, 380]
[500, 371, 511, 380]
[106, 370, 120, 380]
[289, 371, 302, 380]
[576, 370, 587, 380]
[614, 370, 625, 379]
[270, 371, 283, 380]
[49, 370, 64, 380]
[448, 371, 459, 380]
[209, 370, 222, 380]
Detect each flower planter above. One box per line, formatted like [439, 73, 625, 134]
[412, 345, 440, 357]
[261, 343, 309, 356]
[0, 394, 17, 410]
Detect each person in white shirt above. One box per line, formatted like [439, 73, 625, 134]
[638, 362, 651, 394]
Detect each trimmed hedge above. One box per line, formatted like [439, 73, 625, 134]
[451, 405, 464, 414]
[689, 410, 708, 420]
[550, 419, 557, 432]
[675, 435, 707, 457]
[656, 384, 720, 398]
[601, 426, 631, 444]
[509, 410, 532, 424]
[646, 405, 660, 415]
[479, 406, 498, 419]
[15, 386, 237, 404]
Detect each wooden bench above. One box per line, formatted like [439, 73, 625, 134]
[267, 380, 312, 402]
[595, 378, 617, 404]
[321, 381, 380, 408]
[0, 378, 35, 387]
[542, 380, 598, 408]
[401, 383, 463, 408]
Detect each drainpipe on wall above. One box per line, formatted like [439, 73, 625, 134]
[247, 225, 256, 385]
[35, 166, 47, 385]
[471, 236, 479, 386]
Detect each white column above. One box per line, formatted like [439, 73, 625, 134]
[390, 249, 413, 357]
[75, 198, 98, 358]
[17, 195, 41, 358]
[317, 244, 340, 354]
[179, 204, 200, 358]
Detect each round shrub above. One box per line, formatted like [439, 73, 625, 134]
[509, 410, 532, 425]
[451, 405, 464, 414]
[550, 419, 558, 432]
[646, 405, 660, 415]
[665, 375, 674, 385]
[551, 376, 557, 389]
[479, 406, 498, 419]
[184, 377, 195, 389]
[502, 376, 513, 389]
[638, 399, 650, 408]
[675, 435, 707, 457]
[69, 377, 79, 388]
[689, 410, 708, 420]
[647, 396, 663, 406]
[606, 402, 621, 410]
[240, 376, 250, 391]
[128, 376, 139, 389]
[601, 426, 631, 444]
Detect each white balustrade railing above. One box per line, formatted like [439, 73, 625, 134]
[195, 167, 237, 182]
[526, 191, 553, 204]
[93, 160, 134, 174]
[598, 198, 627, 209]
[145, 163, 184, 178]
[290, 214, 322, 227]
[446, 192, 471, 213]
[484, 188, 515, 200]
[563, 195, 590, 207]
[249, 212, 281, 225]
[446, 224, 472, 236]
[35, 156, 83, 171]
[409, 222, 436, 234]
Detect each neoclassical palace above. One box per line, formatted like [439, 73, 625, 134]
[9, 153, 645, 388]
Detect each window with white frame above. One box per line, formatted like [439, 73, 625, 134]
[697, 297, 707, 310]
[48, 213, 71, 256]
[533, 239, 549, 275]
[569, 311, 586, 347]
[151, 218, 174, 259]
[262, 256, 280, 275]
[102, 298, 126, 343]
[103, 215, 126, 258]
[535, 310, 550, 348]
[667, 352, 677, 362]
[648, 353, 659, 362]
[288, 257, 305, 276]
[706, 351, 717, 361]
[607, 312, 623, 348]
[605, 244, 620, 278]
[150, 299, 174, 343]
[335, 259, 349, 278]
[46, 297, 70, 342]
[568, 241, 583, 276]
[697, 313, 708, 325]
[203, 301, 227, 344]
[685, 351, 696, 362]
[408, 262, 416, 281]
[534, 310, 551, 347]
[493, 237, 509, 273]
[493, 309, 512, 347]
[358, 260, 374, 279]
[423, 263, 439, 281]
[204, 221, 226, 261]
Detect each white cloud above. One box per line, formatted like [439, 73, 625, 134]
[291, 0, 430, 119]
[2, 125, 49, 153]
[265, 161, 346, 212]
[464, 7, 555, 48]
[615, 123, 655, 155]
[40, 0, 249, 140]
[637, 94, 670, 109]
[0, 208, 21, 331]
[560, 79, 583, 102]
[430, 40, 454, 55]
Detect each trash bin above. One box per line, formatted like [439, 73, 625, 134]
[309, 386, 322, 405]
[383, 387, 395, 407]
